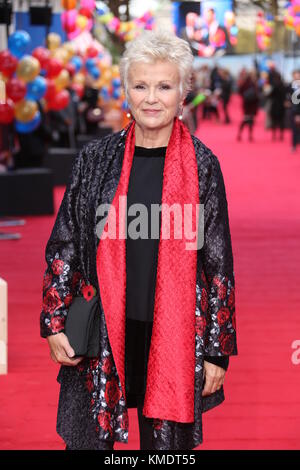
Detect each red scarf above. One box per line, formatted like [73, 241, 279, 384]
[96, 117, 199, 423]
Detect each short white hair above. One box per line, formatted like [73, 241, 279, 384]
[119, 30, 194, 102]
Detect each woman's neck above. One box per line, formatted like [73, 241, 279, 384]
[134, 120, 173, 148]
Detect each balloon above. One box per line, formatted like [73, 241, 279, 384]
[0, 99, 14, 124]
[32, 47, 51, 69]
[61, 9, 78, 33]
[70, 56, 83, 72]
[15, 100, 38, 123]
[0, 50, 18, 77]
[86, 46, 99, 58]
[79, 7, 93, 18]
[26, 76, 47, 101]
[89, 67, 100, 79]
[61, 0, 76, 9]
[112, 78, 121, 88]
[65, 62, 76, 77]
[52, 47, 70, 65]
[44, 58, 63, 78]
[80, 0, 95, 11]
[71, 83, 84, 98]
[76, 14, 88, 29]
[6, 77, 27, 102]
[44, 79, 57, 101]
[8, 30, 31, 59]
[54, 69, 70, 91]
[111, 65, 120, 78]
[72, 72, 86, 85]
[48, 89, 70, 110]
[112, 88, 121, 99]
[62, 42, 77, 60]
[47, 33, 61, 51]
[16, 56, 40, 83]
[85, 57, 97, 72]
[15, 111, 41, 133]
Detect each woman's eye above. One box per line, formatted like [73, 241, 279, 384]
[160, 85, 171, 90]
[134, 85, 145, 89]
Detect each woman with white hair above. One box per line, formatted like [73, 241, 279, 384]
[40, 30, 238, 450]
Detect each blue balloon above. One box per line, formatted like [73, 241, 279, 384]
[112, 78, 121, 88]
[112, 88, 121, 99]
[90, 67, 100, 79]
[15, 111, 41, 134]
[121, 100, 128, 110]
[26, 76, 47, 101]
[85, 58, 97, 72]
[70, 56, 83, 73]
[100, 87, 110, 101]
[8, 30, 31, 59]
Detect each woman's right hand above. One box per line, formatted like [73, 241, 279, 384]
[47, 332, 84, 366]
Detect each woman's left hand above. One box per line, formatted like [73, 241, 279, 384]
[202, 360, 226, 396]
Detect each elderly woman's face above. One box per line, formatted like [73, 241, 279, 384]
[127, 60, 182, 131]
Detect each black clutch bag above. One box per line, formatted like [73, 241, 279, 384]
[64, 295, 100, 358]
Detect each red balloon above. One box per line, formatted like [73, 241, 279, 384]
[32, 47, 51, 69]
[6, 77, 27, 102]
[0, 50, 18, 77]
[48, 89, 70, 111]
[45, 58, 63, 78]
[65, 62, 76, 77]
[71, 83, 84, 99]
[79, 7, 93, 19]
[44, 79, 57, 101]
[0, 99, 15, 124]
[86, 46, 99, 58]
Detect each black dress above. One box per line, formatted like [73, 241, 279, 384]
[124, 145, 229, 409]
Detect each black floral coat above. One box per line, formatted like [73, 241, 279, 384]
[40, 126, 238, 450]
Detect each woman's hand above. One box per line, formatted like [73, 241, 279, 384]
[47, 332, 84, 366]
[202, 360, 226, 396]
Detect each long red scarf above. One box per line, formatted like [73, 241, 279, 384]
[96, 117, 200, 423]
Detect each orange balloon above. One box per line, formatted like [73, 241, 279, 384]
[54, 69, 70, 91]
[72, 72, 86, 86]
[52, 47, 69, 65]
[15, 100, 38, 123]
[61, 0, 76, 10]
[16, 56, 40, 83]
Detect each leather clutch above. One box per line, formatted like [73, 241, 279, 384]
[64, 295, 100, 358]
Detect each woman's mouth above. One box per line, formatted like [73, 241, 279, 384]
[143, 109, 161, 115]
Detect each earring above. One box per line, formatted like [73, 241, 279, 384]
[126, 110, 131, 118]
[178, 106, 183, 120]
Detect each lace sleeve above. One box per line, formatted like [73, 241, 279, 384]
[39, 146, 86, 338]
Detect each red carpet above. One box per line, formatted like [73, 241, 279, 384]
[0, 95, 300, 449]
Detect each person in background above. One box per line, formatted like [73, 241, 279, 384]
[14, 102, 53, 169]
[237, 69, 260, 142]
[219, 67, 233, 124]
[286, 69, 300, 152]
[263, 69, 286, 141]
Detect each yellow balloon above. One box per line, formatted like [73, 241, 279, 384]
[111, 65, 119, 78]
[47, 33, 61, 51]
[63, 42, 76, 60]
[72, 72, 86, 86]
[16, 56, 40, 83]
[52, 47, 69, 65]
[54, 69, 70, 91]
[15, 100, 38, 123]
[76, 15, 88, 30]
[103, 69, 112, 82]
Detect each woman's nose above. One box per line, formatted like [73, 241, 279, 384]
[145, 88, 158, 103]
